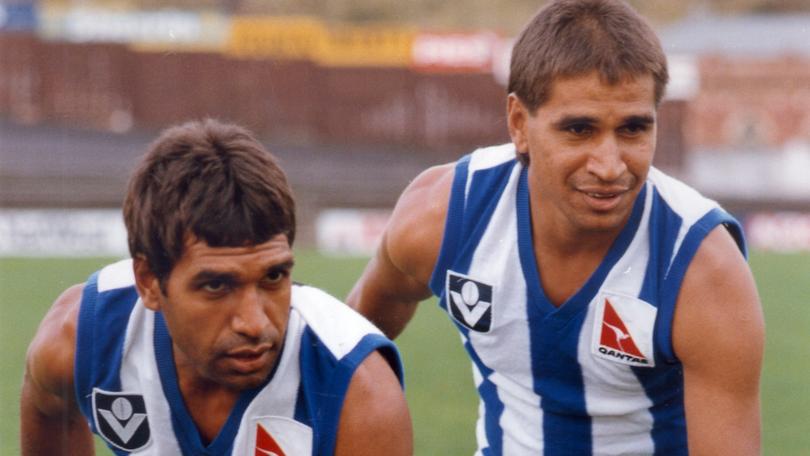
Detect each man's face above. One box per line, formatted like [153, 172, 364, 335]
[509, 71, 657, 236]
[137, 234, 294, 391]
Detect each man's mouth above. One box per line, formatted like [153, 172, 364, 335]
[224, 345, 273, 374]
[585, 191, 621, 199]
[578, 188, 629, 211]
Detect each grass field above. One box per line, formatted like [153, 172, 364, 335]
[1, 250, 808, 455]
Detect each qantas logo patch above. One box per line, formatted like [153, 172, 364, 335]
[255, 423, 286, 456]
[446, 271, 493, 332]
[251, 417, 312, 456]
[591, 293, 657, 367]
[92, 389, 151, 452]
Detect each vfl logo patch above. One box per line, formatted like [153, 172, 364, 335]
[446, 271, 493, 332]
[251, 417, 312, 456]
[92, 388, 151, 452]
[591, 293, 657, 368]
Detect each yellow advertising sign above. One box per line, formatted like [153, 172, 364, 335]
[316, 25, 415, 67]
[227, 16, 415, 67]
[227, 16, 327, 60]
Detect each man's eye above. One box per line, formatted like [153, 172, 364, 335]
[202, 281, 227, 293]
[566, 124, 592, 135]
[265, 270, 287, 284]
[621, 123, 648, 136]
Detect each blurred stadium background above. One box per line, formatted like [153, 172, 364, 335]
[1, 0, 809, 454]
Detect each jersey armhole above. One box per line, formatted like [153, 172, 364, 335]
[74, 273, 99, 428]
[300, 331, 402, 455]
[429, 155, 471, 295]
[656, 208, 746, 363]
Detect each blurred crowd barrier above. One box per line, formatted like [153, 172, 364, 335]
[2, 4, 808, 254]
[0, 4, 687, 163]
[0, 33, 509, 151]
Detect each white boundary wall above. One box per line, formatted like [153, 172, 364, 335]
[0, 209, 128, 257]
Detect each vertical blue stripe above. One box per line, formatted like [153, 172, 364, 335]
[457, 162, 516, 248]
[516, 168, 593, 455]
[465, 338, 504, 456]
[640, 188, 685, 361]
[430, 157, 518, 454]
[639, 188, 682, 307]
[293, 383, 311, 428]
[74, 272, 100, 424]
[429, 155, 471, 294]
[632, 366, 688, 456]
[74, 272, 139, 437]
[659, 208, 745, 363]
[633, 200, 744, 455]
[299, 330, 402, 455]
[516, 170, 649, 455]
[634, 188, 688, 454]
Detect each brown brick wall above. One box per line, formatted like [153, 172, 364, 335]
[687, 55, 810, 150]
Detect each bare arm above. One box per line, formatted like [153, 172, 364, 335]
[334, 350, 413, 455]
[20, 284, 95, 456]
[673, 227, 765, 455]
[347, 164, 454, 339]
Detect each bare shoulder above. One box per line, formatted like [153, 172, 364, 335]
[673, 220, 764, 454]
[335, 350, 413, 455]
[24, 284, 84, 413]
[673, 225, 764, 367]
[385, 162, 455, 282]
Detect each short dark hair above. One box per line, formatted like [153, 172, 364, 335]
[123, 119, 296, 284]
[508, 0, 668, 112]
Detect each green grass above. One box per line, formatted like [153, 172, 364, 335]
[2, 251, 807, 454]
[749, 251, 810, 453]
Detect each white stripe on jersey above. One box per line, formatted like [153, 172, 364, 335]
[463, 150, 543, 454]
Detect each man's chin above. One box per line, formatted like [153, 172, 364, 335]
[220, 371, 271, 391]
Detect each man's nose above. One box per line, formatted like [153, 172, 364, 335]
[586, 136, 627, 182]
[231, 288, 271, 339]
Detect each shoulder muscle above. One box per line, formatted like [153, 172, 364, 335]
[24, 284, 84, 415]
[386, 162, 455, 284]
[673, 226, 764, 454]
[334, 350, 412, 455]
[673, 226, 764, 366]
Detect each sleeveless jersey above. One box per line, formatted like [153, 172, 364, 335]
[74, 259, 403, 456]
[428, 144, 746, 455]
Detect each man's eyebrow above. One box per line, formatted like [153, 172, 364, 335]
[266, 260, 295, 274]
[190, 270, 238, 285]
[622, 114, 655, 125]
[553, 115, 599, 129]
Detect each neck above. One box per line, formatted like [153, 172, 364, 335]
[531, 203, 626, 258]
[173, 345, 240, 445]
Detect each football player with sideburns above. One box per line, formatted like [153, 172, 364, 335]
[348, 0, 764, 454]
[21, 119, 413, 455]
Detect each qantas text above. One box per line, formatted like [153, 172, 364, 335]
[598, 347, 649, 365]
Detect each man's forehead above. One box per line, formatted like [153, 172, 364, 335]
[551, 70, 653, 92]
[178, 234, 293, 270]
[539, 72, 656, 115]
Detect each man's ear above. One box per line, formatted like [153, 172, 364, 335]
[133, 256, 163, 311]
[507, 93, 530, 156]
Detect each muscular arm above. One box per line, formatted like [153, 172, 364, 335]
[673, 227, 765, 455]
[20, 284, 94, 456]
[334, 350, 413, 455]
[347, 164, 454, 339]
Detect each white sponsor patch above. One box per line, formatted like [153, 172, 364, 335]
[250, 416, 312, 456]
[591, 292, 657, 368]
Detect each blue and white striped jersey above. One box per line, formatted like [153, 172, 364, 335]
[74, 259, 402, 456]
[429, 144, 745, 455]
